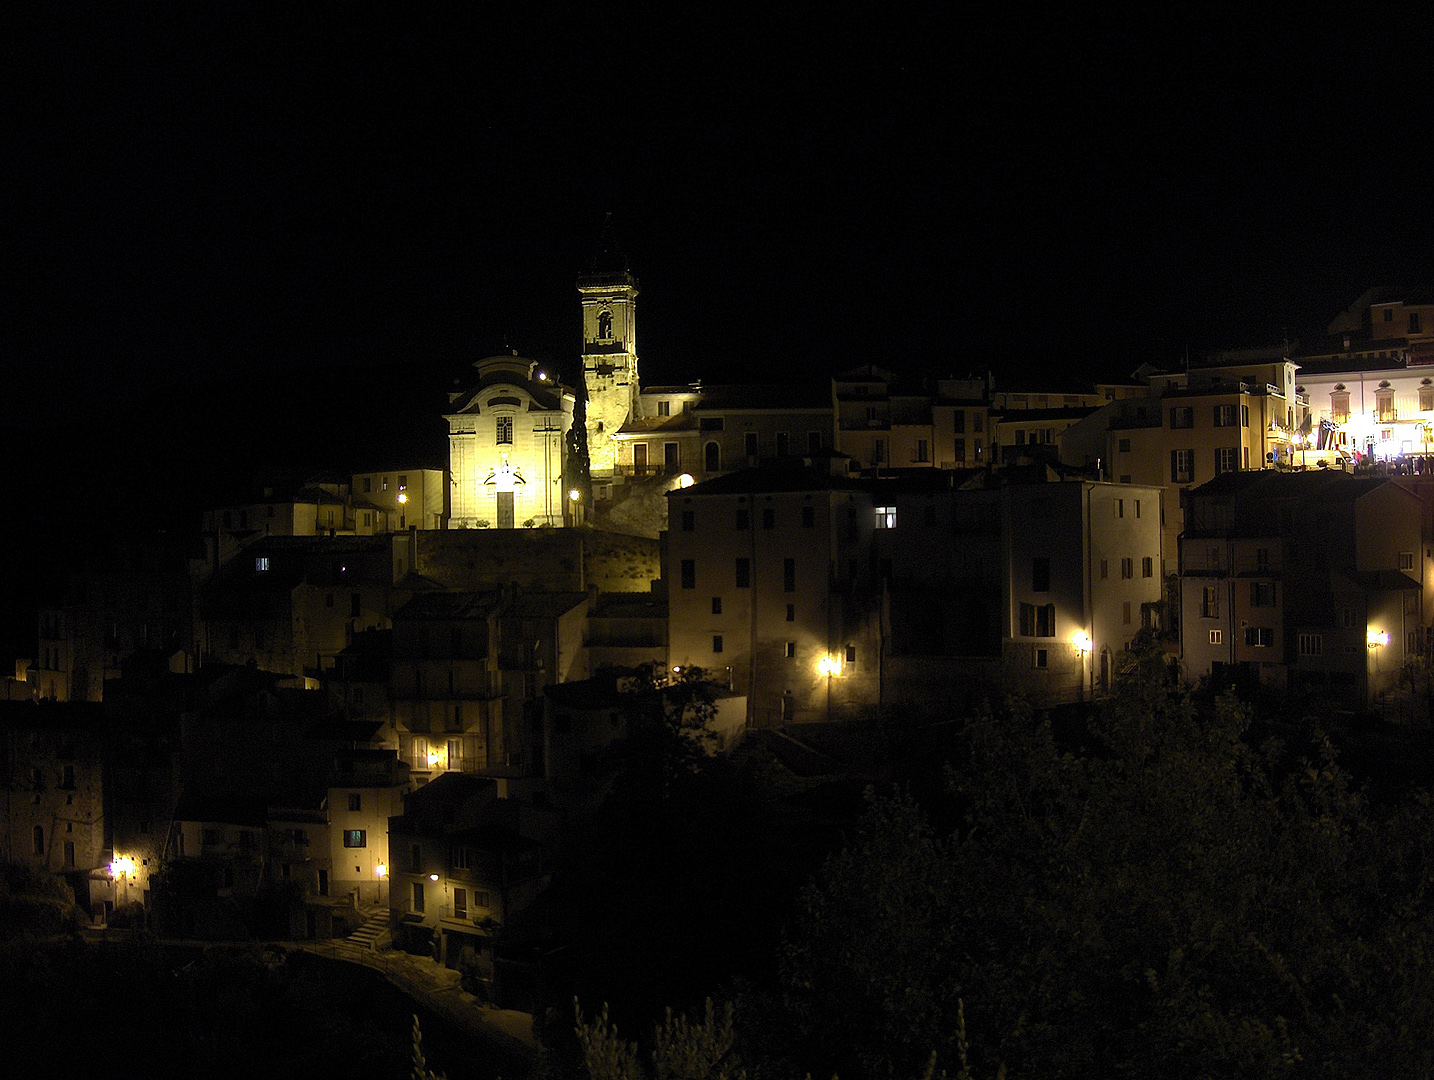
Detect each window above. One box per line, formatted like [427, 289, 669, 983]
[953, 411, 966, 434]
[699, 415, 723, 431]
[802, 506, 815, 528]
[60, 764, 74, 789]
[1244, 627, 1273, 647]
[972, 412, 985, 434]
[954, 437, 966, 461]
[1118, 438, 1131, 453]
[735, 558, 750, 588]
[873, 439, 886, 464]
[454, 887, 468, 920]
[1400, 551, 1415, 571]
[786, 603, 795, 622]
[1214, 404, 1236, 427]
[762, 508, 775, 529]
[1298, 633, 1323, 657]
[1033, 648, 1048, 669]
[1170, 406, 1193, 429]
[1251, 582, 1276, 607]
[1201, 587, 1219, 618]
[255, 556, 269, 572]
[1215, 447, 1239, 474]
[1141, 556, 1153, 578]
[745, 432, 758, 459]
[1422, 386, 1434, 412]
[496, 416, 513, 445]
[657, 400, 670, 417]
[1019, 603, 1055, 637]
[1256, 547, 1269, 572]
[1032, 557, 1050, 592]
[915, 439, 929, 462]
[783, 558, 796, 592]
[680, 560, 695, 589]
[845, 645, 857, 664]
[1122, 601, 1132, 625]
[1120, 558, 1133, 579]
[874, 506, 896, 529]
[1015, 430, 1026, 445]
[776, 432, 790, 457]
[32, 825, 43, 856]
[398, 475, 407, 489]
[711, 596, 722, 615]
[410, 844, 422, 873]
[343, 830, 366, 848]
[1116, 499, 1124, 518]
[712, 635, 724, 654]
[1209, 630, 1222, 645]
[705, 442, 720, 471]
[1100, 559, 1108, 580]
[1241, 404, 1249, 427]
[1412, 312, 1422, 334]
[681, 510, 694, 532]
[736, 508, 749, 530]
[785, 641, 796, 659]
[1330, 390, 1350, 424]
[348, 793, 361, 812]
[412, 882, 425, 913]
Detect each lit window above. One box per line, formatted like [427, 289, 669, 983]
[657, 400, 670, 417]
[874, 506, 896, 529]
[1209, 629, 1223, 645]
[1244, 627, 1273, 647]
[343, 830, 366, 848]
[454, 887, 468, 920]
[255, 557, 269, 572]
[496, 416, 514, 445]
[1298, 633, 1323, 657]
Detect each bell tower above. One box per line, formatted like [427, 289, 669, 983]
[578, 216, 639, 477]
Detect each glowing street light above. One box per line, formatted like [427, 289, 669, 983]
[1367, 629, 1390, 648]
[375, 862, 387, 878]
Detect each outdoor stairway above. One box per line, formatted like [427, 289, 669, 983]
[345, 912, 389, 951]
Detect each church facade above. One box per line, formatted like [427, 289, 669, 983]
[445, 353, 575, 529]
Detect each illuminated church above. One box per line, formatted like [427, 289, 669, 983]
[447, 223, 641, 529]
[446, 353, 575, 529]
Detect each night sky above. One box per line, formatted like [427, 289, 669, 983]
[4, 6, 1430, 648]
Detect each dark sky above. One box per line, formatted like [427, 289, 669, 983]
[4, 8, 1430, 559]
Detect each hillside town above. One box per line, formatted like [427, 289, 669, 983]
[6, 240, 1434, 1015]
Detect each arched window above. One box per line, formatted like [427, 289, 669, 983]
[597, 310, 613, 339]
[705, 441, 720, 473]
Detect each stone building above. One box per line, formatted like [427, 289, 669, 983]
[447, 354, 576, 530]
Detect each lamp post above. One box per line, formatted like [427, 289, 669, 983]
[817, 655, 839, 723]
[1072, 632, 1093, 702]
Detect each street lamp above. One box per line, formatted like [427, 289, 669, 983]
[1072, 631, 1093, 701]
[817, 655, 840, 722]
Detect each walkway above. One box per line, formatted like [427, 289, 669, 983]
[292, 935, 538, 1069]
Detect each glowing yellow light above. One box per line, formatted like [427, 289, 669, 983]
[672, 665, 682, 674]
[1367, 629, 1390, 647]
[397, 492, 408, 504]
[426, 749, 441, 767]
[109, 855, 135, 877]
[677, 473, 695, 488]
[537, 371, 548, 380]
[375, 862, 387, 878]
[568, 488, 581, 502]
[1072, 631, 1093, 654]
[817, 655, 840, 677]
[429, 873, 439, 881]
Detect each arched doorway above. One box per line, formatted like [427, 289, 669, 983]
[705, 441, 721, 473]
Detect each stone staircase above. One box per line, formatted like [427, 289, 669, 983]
[345, 912, 390, 951]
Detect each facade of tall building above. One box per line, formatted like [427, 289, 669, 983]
[579, 258, 640, 479]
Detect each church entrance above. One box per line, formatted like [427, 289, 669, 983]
[496, 491, 514, 529]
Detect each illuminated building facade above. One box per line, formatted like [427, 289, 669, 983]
[1179, 470, 1423, 703]
[447, 354, 575, 529]
[666, 465, 1163, 723]
[579, 254, 640, 479]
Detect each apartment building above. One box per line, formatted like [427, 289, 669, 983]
[1179, 470, 1422, 701]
